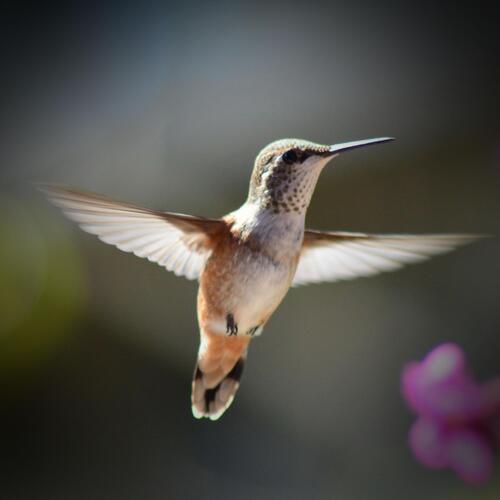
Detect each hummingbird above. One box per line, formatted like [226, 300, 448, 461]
[40, 137, 479, 420]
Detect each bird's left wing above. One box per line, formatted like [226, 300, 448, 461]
[292, 230, 481, 286]
[40, 185, 223, 280]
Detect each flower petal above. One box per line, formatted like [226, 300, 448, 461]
[423, 382, 483, 421]
[445, 428, 493, 484]
[402, 344, 482, 420]
[422, 343, 467, 385]
[409, 417, 447, 468]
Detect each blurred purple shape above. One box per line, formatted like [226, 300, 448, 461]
[409, 417, 448, 468]
[402, 343, 500, 484]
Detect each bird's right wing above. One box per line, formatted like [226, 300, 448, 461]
[292, 230, 481, 286]
[40, 185, 223, 280]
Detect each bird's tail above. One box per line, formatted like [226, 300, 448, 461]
[191, 330, 251, 420]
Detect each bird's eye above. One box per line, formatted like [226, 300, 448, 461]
[282, 150, 297, 164]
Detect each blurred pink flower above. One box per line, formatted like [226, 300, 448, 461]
[402, 343, 500, 484]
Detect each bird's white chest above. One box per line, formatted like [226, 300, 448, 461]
[203, 204, 304, 335]
[230, 251, 294, 328]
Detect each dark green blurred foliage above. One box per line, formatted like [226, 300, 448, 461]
[0, 197, 85, 379]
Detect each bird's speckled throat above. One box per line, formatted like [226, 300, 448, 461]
[247, 139, 332, 215]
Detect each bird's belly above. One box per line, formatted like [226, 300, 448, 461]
[199, 255, 295, 337]
[233, 263, 291, 332]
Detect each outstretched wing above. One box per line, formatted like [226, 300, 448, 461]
[40, 185, 223, 280]
[293, 230, 481, 286]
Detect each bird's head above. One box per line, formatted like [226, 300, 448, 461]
[247, 137, 394, 214]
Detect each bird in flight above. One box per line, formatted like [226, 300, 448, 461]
[41, 137, 479, 420]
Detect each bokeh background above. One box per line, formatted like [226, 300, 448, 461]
[1, 1, 499, 498]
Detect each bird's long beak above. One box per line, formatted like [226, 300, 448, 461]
[328, 137, 394, 156]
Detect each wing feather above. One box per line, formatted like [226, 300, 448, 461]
[293, 231, 482, 286]
[40, 185, 222, 280]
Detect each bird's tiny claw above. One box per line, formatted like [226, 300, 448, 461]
[247, 326, 260, 336]
[226, 314, 238, 336]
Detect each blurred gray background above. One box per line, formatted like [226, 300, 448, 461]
[1, 1, 499, 499]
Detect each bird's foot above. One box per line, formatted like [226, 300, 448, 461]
[246, 325, 261, 337]
[226, 314, 238, 336]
